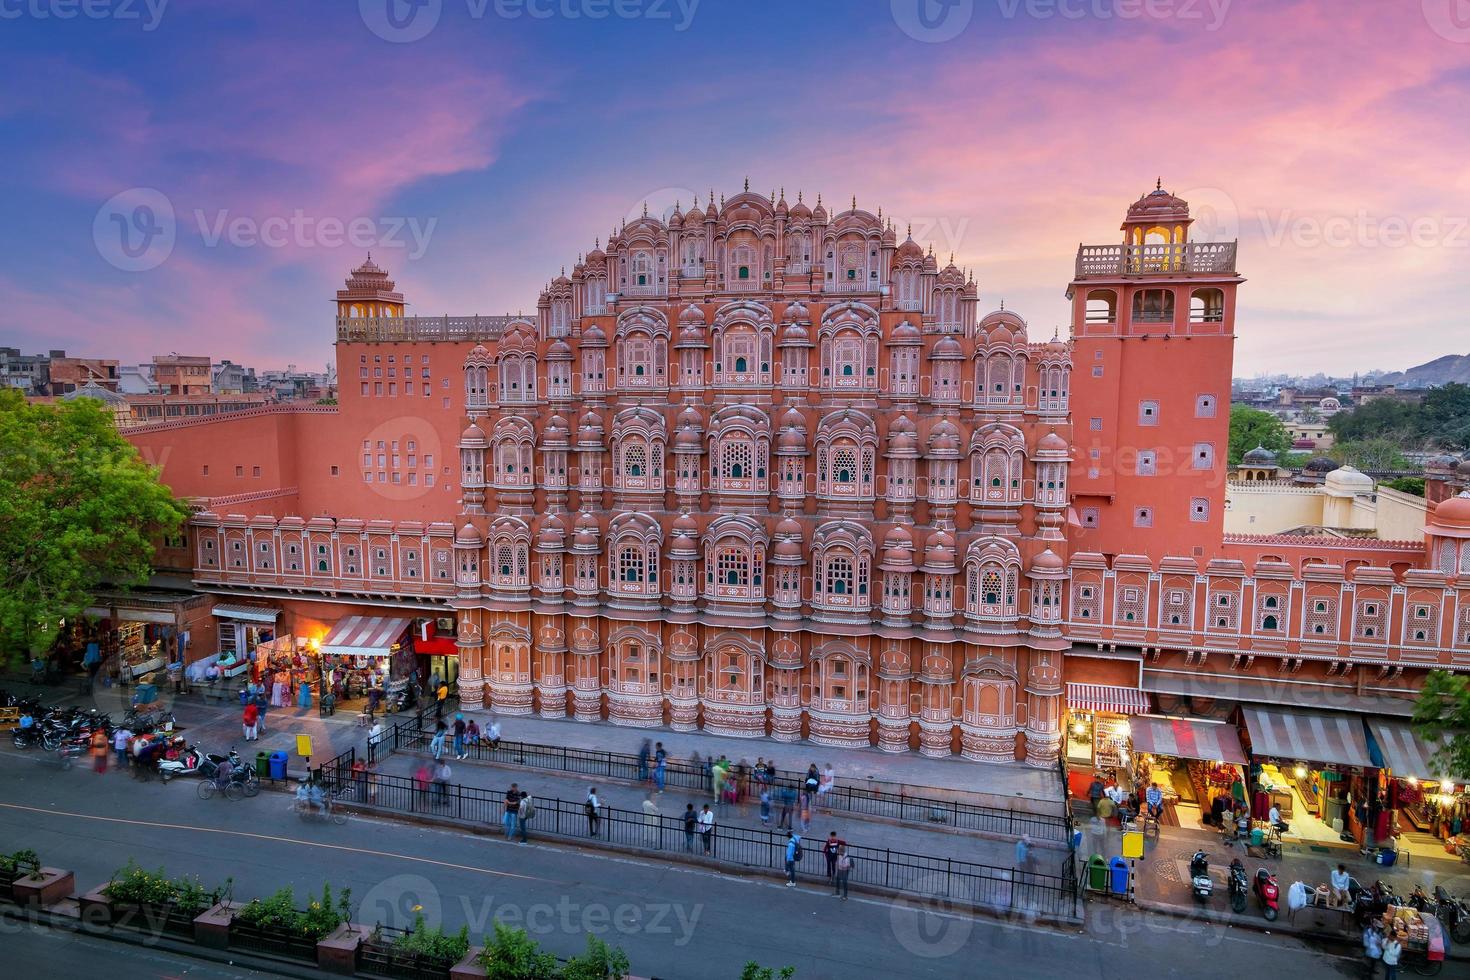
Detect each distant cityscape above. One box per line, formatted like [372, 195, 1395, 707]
[0, 347, 337, 427]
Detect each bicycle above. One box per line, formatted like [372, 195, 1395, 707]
[198, 775, 245, 801]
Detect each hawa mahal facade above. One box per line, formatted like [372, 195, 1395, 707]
[124, 184, 1470, 769]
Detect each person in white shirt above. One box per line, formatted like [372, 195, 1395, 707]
[697, 804, 715, 854]
[1330, 863, 1351, 906]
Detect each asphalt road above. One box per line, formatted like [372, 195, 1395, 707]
[1, 920, 286, 978]
[0, 744, 1371, 979]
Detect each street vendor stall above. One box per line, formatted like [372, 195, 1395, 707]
[1243, 705, 1377, 845]
[316, 615, 413, 712]
[1129, 715, 1248, 827]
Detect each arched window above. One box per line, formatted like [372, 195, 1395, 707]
[717, 547, 749, 587]
[618, 546, 645, 583]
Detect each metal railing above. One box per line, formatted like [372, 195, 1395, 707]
[319, 764, 1077, 921]
[391, 725, 1069, 842]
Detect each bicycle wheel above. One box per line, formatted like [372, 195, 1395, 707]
[331, 806, 348, 826]
[242, 776, 261, 798]
[224, 781, 245, 801]
[197, 780, 217, 800]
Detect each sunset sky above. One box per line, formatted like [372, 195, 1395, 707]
[2, 0, 1467, 376]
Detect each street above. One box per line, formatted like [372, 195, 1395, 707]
[0, 741, 1370, 979]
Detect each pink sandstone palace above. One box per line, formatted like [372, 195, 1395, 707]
[121, 184, 1470, 772]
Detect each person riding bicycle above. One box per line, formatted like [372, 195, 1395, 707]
[295, 779, 327, 815]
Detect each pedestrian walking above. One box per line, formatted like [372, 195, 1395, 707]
[517, 791, 533, 843]
[637, 739, 652, 783]
[413, 762, 431, 810]
[90, 726, 108, 774]
[432, 758, 451, 805]
[823, 831, 846, 878]
[1015, 834, 1032, 884]
[653, 742, 667, 793]
[1362, 922, 1384, 980]
[642, 793, 660, 844]
[430, 722, 448, 762]
[683, 804, 697, 851]
[833, 845, 851, 900]
[351, 757, 368, 801]
[712, 759, 727, 811]
[799, 795, 812, 833]
[112, 725, 132, 772]
[1381, 934, 1401, 980]
[1087, 773, 1106, 817]
[453, 714, 467, 759]
[434, 681, 448, 722]
[242, 700, 259, 741]
[367, 720, 385, 761]
[784, 832, 803, 886]
[366, 759, 379, 804]
[503, 783, 521, 837]
[586, 787, 602, 836]
[697, 804, 715, 854]
[818, 764, 835, 808]
[759, 786, 772, 825]
[803, 765, 820, 810]
[777, 783, 796, 830]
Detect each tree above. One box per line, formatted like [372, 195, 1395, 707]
[1412, 671, 1470, 782]
[0, 390, 187, 666]
[1329, 438, 1410, 472]
[1379, 476, 1426, 497]
[1228, 406, 1291, 466]
[1327, 397, 1420, 444]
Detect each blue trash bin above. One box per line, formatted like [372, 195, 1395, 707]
[268, 751, 288, 781]
[1109, 856, 1130, 896]
[239, 689, 249, 706]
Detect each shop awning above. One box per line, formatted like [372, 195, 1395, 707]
[211, 604, 280, 624]
[1242, 706, 1373, 769]
[1066, 683, 1151, 715]
[1130, 716, 1247, 765]
[319, 615, 410, 657]
[1366, 718, 1461, 782]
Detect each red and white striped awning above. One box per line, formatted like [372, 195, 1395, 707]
[1242, 706, 1372, 769]
[1066, 683, 1151, 715]
[319, 615, 410, 657]
[1131, 716, 1247, 765]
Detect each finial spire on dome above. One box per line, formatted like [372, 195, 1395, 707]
[851, 194, 857, 210]
[797, 190, 802, 203]
[594, 237, 600, 248]
[906, 223, 912, 238]
[999, 298, 1005, 310]
[744, 176, 749, 191]
[642, 201, 648, 218]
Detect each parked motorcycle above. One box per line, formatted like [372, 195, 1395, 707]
[1413, 885, 1470, 944]
[1228, 858, 1248, 913]
[195, 749, 260, 797]
[1352, 878, 1398, 928]
[157, 742, 203, 782]
[1190, 850, 1213, 903]
[1253, 867, 1279, 920]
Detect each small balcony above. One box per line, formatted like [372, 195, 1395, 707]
[1074, 241, 1237, 278]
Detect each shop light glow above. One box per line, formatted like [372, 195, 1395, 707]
[1294, 765, 1307, 779]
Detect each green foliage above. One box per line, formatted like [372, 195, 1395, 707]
[0, 390, 188, 667]
[314, 397, 338, 405]
[561, 935, 631, 980]
[740, 963, 797, 980]
[1380, 476, 1426, 497]
[1329, 439, 1410, 472]
[1413, 671, 1470, 782]
[1228, 406, 1292, 466]
[393, 913, 470, 963]
[0, 849, 41, 878]
[478, 923, 560, 980]
[1328, 382, 1470, 450]
[104, 860, 230, 914]
[235, 883, 344, 940]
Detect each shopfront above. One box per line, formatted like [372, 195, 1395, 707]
[317, 614, 414, 706]
[206, 603, 279, 682]
[412, 617, 459, 691]
[83, 590, 212, 683]
[1128, 715, 1248, 827]
[1064, 682, 1152, 796]
[1367, 717, 1468, 856]
[1243, 705, 1377, 845]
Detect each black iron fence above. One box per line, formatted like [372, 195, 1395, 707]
[318, 763, 1077, 921]
[391, 724, 1068, 842]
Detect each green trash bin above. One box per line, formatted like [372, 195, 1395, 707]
[256, 751, 270, 778]
[1086, 854, 1108, 892]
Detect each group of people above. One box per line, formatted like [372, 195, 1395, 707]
[1362, 918, 1404, 980]
[430, 714, 502, 761]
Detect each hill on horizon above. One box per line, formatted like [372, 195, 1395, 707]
[1375, 353, 1470, 387]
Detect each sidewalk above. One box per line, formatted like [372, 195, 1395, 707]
[375, 747, 1073, 879]
[1081, 818, 1470, 959]
[445, 708, 1063, 814]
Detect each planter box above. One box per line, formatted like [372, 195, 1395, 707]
[0, 867, 19, 902]
[360, 932, 463, 980]
[78, 886, 113, 926]
[11, 867, 74, 907]
[113, 901, 203, 939]
[450, 946, 488, 980]
[317, 922, 368, 975]
[229, 918, 323, 961]
[193, 901, 240, 949]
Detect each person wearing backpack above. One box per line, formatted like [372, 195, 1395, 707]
[517, 791, 533, 843]
[785, 832, 803, 887]
[585, 787, 601, 836]
[823, 831, 847, 878]
[832, 844, 852, 900]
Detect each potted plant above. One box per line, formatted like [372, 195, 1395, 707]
[4, 849, 74, 907]
[231, 884, 346, 961]
[359, 912, 470, 978]
[97, 861, 229, 938]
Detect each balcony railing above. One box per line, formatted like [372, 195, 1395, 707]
[1074, 241, 1237, 278]
[336, 315, 520, 343]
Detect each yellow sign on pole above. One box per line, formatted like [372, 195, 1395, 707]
[1121, 829, 1144, 859]
[295, 734, 314, 758]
